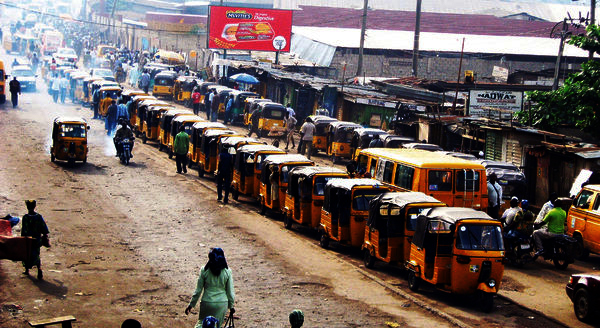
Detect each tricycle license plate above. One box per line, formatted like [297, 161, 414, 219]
[521, 244, 530, 249]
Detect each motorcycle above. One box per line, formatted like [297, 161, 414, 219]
[503, 231, 534, 267]
[118, 137, 134, 165]
[531, 233, 578, 270]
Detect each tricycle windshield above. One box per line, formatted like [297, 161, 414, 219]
[263, 107, 285, 119]
[334, 128, 354, 143]
[456, 224, 504, 251]
[353, 190, 386, 211]
[313, 176, 339, 196]
[60, 124, 86, 138]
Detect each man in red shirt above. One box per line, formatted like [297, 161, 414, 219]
[191, 88, 201, 115]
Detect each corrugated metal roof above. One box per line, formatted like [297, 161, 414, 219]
[292, 5, 567, 38]
[291, 26, 590, 58]
[276, 0, 589, 22]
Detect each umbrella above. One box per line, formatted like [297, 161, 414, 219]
[229, 73, 259, 84]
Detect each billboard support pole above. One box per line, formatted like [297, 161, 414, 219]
[275, 51, 279, 65]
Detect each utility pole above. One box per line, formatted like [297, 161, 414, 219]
[412, 0, 422, 77]
[553, 19, 568, 91]
[356, 0, 368, 77]
[590, 0, 596, 60]
[221, 0, 227, 60]
[110, 0, 118, 44]
[451, 38, 465, 113]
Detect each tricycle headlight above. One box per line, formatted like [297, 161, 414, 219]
[488, 279, 496, 288]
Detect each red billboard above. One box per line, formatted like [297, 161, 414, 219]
[208, 6, 293, 52]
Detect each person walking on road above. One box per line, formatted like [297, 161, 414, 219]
[185, 247, 235, 328]
[21, 200, 49, 280]
[224, 96, 233, 124]
[210, 90, 220, 122]
[173, 125, 190, 174]
[140, 70, 150, 94]
[284, 112, 297, 150]
[192, 88, 201, 115]
[106, 100, 118, 136]
[217, 145, 233, 204]
[9, 77, 21, 108]
[486, 173, 502, 220]
[247, 107, 261, 138]
[204, 90, 212, 120]
[299, 118, 315, 159]
[51, 74, 60, 103]
[59, 74, 69, 104]
[92, 87, 101, 119]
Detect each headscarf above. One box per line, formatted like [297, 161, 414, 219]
[289, 309, 304, 328]
[205, 247, 228, 276]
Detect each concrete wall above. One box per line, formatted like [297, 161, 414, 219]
[329, 47, 584, 81]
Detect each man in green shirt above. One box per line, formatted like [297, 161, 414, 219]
[173, 126, 190, 174]
[533, 198, 568, 255]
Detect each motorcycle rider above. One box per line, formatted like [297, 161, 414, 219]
[501, 196, 521, 228]
[532, 197, 568, 257]
[506, 199, 535, 238]
[114, 118, 134, 158]
[535, 192, 557, 225]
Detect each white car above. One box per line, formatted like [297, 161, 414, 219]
[11, 65, 37, 92]
[90, 68, 116, 82]
[54, 48, 78, 64]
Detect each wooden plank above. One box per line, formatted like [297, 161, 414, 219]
[28, 315, 76, 327]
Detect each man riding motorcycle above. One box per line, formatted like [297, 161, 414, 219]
[113, 119, 134, 158]
[532, 197, 568, 256]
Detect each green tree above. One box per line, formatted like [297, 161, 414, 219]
[516, 25, 600, 138]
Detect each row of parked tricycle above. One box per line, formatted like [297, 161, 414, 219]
[113, 91, 506, 313]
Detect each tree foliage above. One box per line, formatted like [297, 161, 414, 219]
[516, 25, 600, 138]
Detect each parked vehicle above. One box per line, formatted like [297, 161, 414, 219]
[189, 122, 228, 165]
[310, 115, 338, 154]
[350, 128, 388, 160]
[226, 90, 259, 124]
[363, 192, 445, 268]
[173, 76, 199, 105]
[196, 129, 239, 177]
[143, 105, 175, 143]
[98, 86, 122, 117]
[567, 184, 600, 259]
[283, 167, 349, 230]
[319, 179, 388, 249]
[478, 160, 527, 210]
[50, 117, 90, 165]
[356, 149, 488, 210]
[402, 143, 444, 151]
[382, 135, 415, 149]
[566, 273, 600, 323]
[327, 121, 362, 163]
[231, 144, 286, 201]
[158, 110, 195, 152]
[11, 65, 36, 91]
[405, 207, 505, 312]
[0, 60, 6, 103]
[136, 99, 172, 138]
[259, 154, 314, 216]
[152, 71, 178, 98]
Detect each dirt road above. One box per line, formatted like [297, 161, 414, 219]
[0, 74, 456, 327]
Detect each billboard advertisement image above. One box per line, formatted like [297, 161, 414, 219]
[208, 6, 293, 52]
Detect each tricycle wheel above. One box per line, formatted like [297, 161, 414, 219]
[231, 188, 239, 201]
[553, 246, 570, 270]
[407, 271, 420, 292]
[68, 158, 75, 166]
[50, 154, 55, 162]
[142, 133, 147, 144]
[574, 288, 596, 322]
[283, 214, 293, 230]
[198, 168, 204, 178]
[480, 291, 494, 313]
[83, 156, 87, 164]
[259, 199, 267, 215]
[574, 235, 590, 260]
[168, 150, 173, 159]
[319, 231, 329, 249]
[363, 249, 375, 268]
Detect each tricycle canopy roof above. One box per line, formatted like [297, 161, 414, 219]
[325, 178, 383, 191]
[220, 136, 261, 147]
[54, 116, 87, 124]
[329, 121, 362, 130]
[133, 95, 156, 102]
[372, 191, 444, 209]
[419, 207, 495, 226]
[99, 86, 121, 92]
[192, 121, 226, 130]
[237, 144, 284, 155]
[354, 128, 388, 138]
[203, 129, 236, 137]
[309, 115, 337, 125]
[263, 154, 312, 165]
[258, 102, 286, 110]
[140, 99, 171, 107]
[122, 89, 148, 96]
[289, 166, 346, 178]
[163, 109, 194, 117]
[172, 114, 203, 123]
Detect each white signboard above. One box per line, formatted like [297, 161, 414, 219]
[468, 90, 523, 120]
[492, 66, 509, 83]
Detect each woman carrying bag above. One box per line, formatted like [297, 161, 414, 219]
[185, 248, 235, 328]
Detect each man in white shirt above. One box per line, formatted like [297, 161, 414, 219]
[487, 173, 502, 220]
[300, 118, 315, 159]
[535, 192, 558, 224]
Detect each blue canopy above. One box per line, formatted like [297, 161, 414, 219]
[229, 73, 259, 84]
